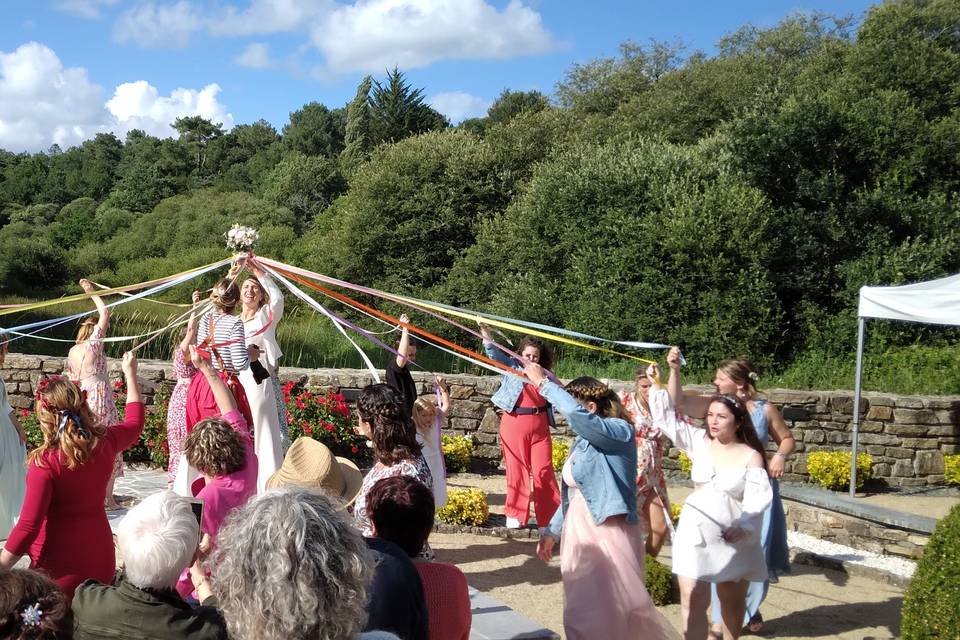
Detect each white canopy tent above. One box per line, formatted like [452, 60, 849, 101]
[851, 273, 960, 496]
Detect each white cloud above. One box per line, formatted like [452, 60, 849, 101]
[234, 42, 273, 69]
[0, 42, 234, 153]
[428, 91, 490, 123]
[0, 42, 108, 152]
[55, 0, 121, 19]
[113, 1, 203, 48]
[211, 0, 331, 37]
[311, 0, 558, 73]
[106, 81, 234, 138]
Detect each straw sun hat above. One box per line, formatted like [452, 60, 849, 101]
[266, 437, 363, 505]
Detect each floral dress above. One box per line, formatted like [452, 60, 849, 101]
[67, 325, 122, 478]
[619, 391, 671, 520]
[354, 455, 433, 537]
[166, 348, 197, 483]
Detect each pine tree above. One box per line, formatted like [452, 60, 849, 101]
[341, 76, 372, 172]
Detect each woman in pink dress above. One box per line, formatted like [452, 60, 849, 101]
[165, 290, 201, 484]
[65, 278, 122, 509]
[529, 364, 677, 640]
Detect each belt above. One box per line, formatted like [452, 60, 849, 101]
[512, 405, 549, 416]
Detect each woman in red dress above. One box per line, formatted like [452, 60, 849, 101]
[0, 352, 144, 598]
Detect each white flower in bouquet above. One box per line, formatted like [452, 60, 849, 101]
[224, 224, 259, 252]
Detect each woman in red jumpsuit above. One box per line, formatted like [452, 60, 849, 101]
[1, 352, 144, 598]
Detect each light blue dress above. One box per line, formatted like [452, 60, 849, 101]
[711, 399, 791, 625]
[0, 383, 26, 540]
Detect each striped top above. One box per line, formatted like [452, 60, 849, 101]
[197, 311, 249, 373]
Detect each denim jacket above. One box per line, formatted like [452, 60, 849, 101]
[483, 341, 556, 429]
[538, 380, 638, 539]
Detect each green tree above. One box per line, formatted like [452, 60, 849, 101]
[47, 197, 98, 249]
[283, 104, 346, 157]
[261, 153, 347, 226]
[172, 116, 224, 173]
[486, 89, 550, 125]
[341, 76, 373, 171]
[369, 68, 449, 145]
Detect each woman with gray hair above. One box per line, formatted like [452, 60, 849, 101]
[210, 487, 397, 640]
[72, 490, 227, 639]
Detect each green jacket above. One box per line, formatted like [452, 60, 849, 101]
[72, 578, 228, 640]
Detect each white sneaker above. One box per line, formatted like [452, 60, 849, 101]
[505, 517, 522, 529]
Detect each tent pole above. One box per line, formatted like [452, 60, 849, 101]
[850, 317, 866, 498]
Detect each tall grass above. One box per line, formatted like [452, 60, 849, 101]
[4, 296, 958, 395]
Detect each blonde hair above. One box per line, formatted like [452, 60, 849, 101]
[210, 278, 241, 313]
[717, 357, 761, 399]
[412, 398, 438, 432]
[564, 377, 630, 421]
[30, 377, 107, 469]
[75, 317, 97, 344]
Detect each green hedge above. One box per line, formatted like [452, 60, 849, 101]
[901, 504, 960, 639]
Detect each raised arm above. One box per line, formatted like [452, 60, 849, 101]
[180, 290, 203, 356]
[666, 347, 683, 408]
[435, 376, 450, 413]
[396, 313, 412, 369]
[647, 386, 702, 455]
[250, 263, 284, 320]
[479, 322, 516, 368]
[80, 278, 109, 336]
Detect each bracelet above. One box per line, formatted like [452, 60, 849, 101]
[774, 452, 788, 459]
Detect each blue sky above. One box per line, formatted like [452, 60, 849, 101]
[1, 0, 878, 153]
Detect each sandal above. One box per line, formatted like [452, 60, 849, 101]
[747, 612, 764, 634]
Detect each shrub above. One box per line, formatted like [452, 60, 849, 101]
[806, 451, 872, 491]
[282, 381, 368, 462]
[901, 504, 960, 639]
[552, 439, 571, 472]
[442, 434, 474, 473]
[670, 501, 683, 524]
[141, 385, 170, 469]
[18, 409, 43, 450]
[437, 488, 489, 526]
[944, 455, 960, 486]
[645, 555, 675, 606]
[678, 451, 692, 475]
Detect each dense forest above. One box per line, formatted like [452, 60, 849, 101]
[1, 0, 958, 392]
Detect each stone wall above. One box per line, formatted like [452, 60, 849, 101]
[4, 354, 959, 487]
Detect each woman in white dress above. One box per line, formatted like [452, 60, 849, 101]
[648, 377, 772, 640]
[0, 333, 27, 539]
[236, 257, 289, 493]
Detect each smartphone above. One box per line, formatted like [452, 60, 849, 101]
[185, 497, 204, 532]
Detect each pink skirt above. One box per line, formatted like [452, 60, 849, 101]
[185, 370, 252, 433]
[560, 488, 677, 640]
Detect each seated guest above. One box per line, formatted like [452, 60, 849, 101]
[367, 476, 471, 640]
[71, 491, 227, 639]
[0, 569, 73, 639]
[210, 488, 400, 640]
[266, 439, 427, 640]
[176, 346, 257, 600]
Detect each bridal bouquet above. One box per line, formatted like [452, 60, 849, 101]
[224, 224, 259, 252]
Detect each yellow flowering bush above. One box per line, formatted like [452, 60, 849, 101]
[678, 451, 692, 475]
[437, 488, 489, 527]
[442, 434, 473, 473]
[807, 451, 872, 491]
[945, 455, 960, 485]
[552, 439, 571, 472]
[670, 501, 683, 524]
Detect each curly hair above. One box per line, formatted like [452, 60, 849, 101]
[565, 376, 630, 421]
[367, 476, 435, 557]
[357, 384, 421, 466]
[0, 569, 73, 640]
[707, 394, 769, 473]
[210, 278, 241, 313]
[516, 336, 553, 370]
[717, 357, 762, 398]
[30, 377, 107, 470]
[211, 488, 373, 640]
[183, 419, 247, 477]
